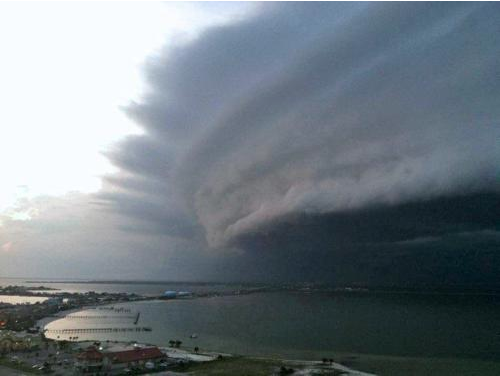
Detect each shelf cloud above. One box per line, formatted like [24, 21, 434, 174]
[93, 2, 500, 284]
[103, 3, 498, 245]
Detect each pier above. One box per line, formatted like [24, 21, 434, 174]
[45, 327, 152, 334]
[50, 314, 137, 320]
[95, 307, 131, 313]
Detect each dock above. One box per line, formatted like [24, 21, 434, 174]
[51, 314, 137, 320]
[45, 327, 152, 334]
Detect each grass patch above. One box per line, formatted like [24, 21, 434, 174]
[175, 356, 286, 376]
[176, 356, 351, 376]
[174, 353, 500, 376]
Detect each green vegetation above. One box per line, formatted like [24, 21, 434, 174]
[168, 339, 183, 348]
[175, 356, 347, 376]
[175, 353, 500, 376]
[176, 356, 284, 376]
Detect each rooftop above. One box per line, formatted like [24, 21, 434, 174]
[107, 346, 164, 364]
[77, 346, 104, 361]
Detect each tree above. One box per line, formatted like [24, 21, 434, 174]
[279, 366, 294, 375]
[58, 340, 68, 350]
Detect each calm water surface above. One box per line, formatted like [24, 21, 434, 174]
[43, 292, 500, 361]
[0, 295, 48, 304]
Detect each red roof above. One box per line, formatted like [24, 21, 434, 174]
[106, 347, 164, 364]
[77, 347, 104, 361]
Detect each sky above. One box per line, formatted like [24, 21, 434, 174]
[0, 2, 499, 287]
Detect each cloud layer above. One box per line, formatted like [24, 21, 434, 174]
[102, 2, 499, 253]
[0, 193, 213, 279]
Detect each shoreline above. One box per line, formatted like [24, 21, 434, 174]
[10, 279, 500, 298]
[38, 305, 376, 375]
[37, 306, 500, 376]
[2, 286, 497, 375]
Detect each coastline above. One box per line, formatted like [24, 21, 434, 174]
[36, 308, 500, 376]
[37, 306, 376, 375]
[34, 297, 500, 376]
[1, 285, 491, 376]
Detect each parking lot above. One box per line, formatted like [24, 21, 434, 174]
[6, 342, 75, 375]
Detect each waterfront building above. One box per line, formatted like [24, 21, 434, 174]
[106, 346, 165, 372]
[75, 346, 104, 374]
[163, 290, 192, 299]
[45, 297, 64, 306]
[75, 345, 165, 374]
[163, 290, 177, 299]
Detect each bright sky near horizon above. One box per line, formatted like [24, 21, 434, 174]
[0, 1, 242, 217]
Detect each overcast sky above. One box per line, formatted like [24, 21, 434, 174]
[1, 2, 498, 286]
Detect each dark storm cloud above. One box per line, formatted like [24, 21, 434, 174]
[103, 1, 499, 268]
[228, 193, 500, 285]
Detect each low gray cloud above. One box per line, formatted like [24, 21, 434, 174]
[0, 193, 212, 280]
[101, 2, 499, 255]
